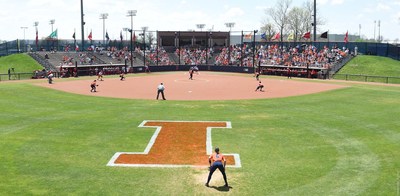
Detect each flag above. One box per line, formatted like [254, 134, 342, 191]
[133, 31, 136, 42]
[271, 32, 280, 41]
[320, 31, 328, 39]
[302, 31, 311, 39]
[72, 32, 75, 40]
[88, 31, 92, 41]
[287, 32, 294, 41]
[344, 31, 348, 43]
[244, 32, 252, 39]
[120, 31, 123, 41]
[48, 29, 58, 39]
[105, 31, 110, 41]
[35, 29, 38, 45]
[261, 32, 267, 40]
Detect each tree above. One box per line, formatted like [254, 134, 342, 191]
[266, 0, 292, 42]
[146, 32, 155, 46]
[287, 7, 304, 41]
[260, 20, 276, 41]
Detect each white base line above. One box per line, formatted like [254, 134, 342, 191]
[107, 120, 241, 168]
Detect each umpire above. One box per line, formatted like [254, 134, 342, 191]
[205, 147, 229, 187]
[156, 82, 166, 100]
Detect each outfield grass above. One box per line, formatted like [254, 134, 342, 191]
[0, 54, 43, 73]
[0, 75, 399, 195]
[0, 54, 44, 81]
[335, 55, 400, 83]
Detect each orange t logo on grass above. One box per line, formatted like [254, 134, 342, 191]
[107, 121, 241, 168]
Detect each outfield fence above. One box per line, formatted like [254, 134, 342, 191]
[333, 73, 400, 84]
[0, 73, 36, 81]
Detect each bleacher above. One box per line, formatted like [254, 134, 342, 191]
[34, 51, 104, 68]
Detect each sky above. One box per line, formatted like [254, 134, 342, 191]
[0, 0, 399, 42]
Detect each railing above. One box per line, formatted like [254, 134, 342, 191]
[332, 73, 400, 84]
[28, 52, 58, 72]
[0, 73, 35, 81]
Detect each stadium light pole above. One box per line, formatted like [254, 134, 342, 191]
[225, 22, 235, 65]
[34, 22, 39, 51]
[49, 19, 55, 33]
[313, 0, 317, 42]
[123, 28, 129, 40]
[374, 20, 376, 42]
[127, 10, 137, 69]
[378, 20, 381, 43]
[100, 13, 108, 46]
[80, 0, 85, 51]
[20, 27, 28, 52]
[175, 31, 181, 65]
[206, 31, 212, 65]
[196, 24, 205, 31]
[240, 30, 243, 66]
[252, 30, 258, 68]
[20, 27, 28, 40]
[141, 26, 148, 66]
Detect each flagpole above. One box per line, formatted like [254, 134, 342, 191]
[56, 29, 59, 52]
[74, 28, 76, 50]
[327, 30, 330, 48]
[90, 29, 92, 46]
[80, 0, 84, 52]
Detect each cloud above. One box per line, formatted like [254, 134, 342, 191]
[225, 7, 245, 18]
[331, 0, 345, 5]
[377, 3, 391, 11]
[255, 5, 270, 11]
[318, 0, 329, 5]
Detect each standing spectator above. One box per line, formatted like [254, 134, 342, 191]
[156, 83, 166, 100]
[205, 147, 229, 187]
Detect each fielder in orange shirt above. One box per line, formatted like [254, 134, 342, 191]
[205, 147, 229, 187]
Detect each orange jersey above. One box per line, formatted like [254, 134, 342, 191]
[209, 153, 226, 163]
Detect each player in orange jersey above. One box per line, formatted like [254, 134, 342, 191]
[205, 147, 229, 187]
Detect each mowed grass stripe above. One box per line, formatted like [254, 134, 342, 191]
[0, 79, 399, 195]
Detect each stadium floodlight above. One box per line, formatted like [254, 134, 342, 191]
[127, 10, 137, 68]
[49, 19, 55, 32]
[123, 28, 130, 40]
[20, 26, 28, 40]
[225, 22, 235, 65]
[33, 22, 39, 50]
[196, 24, 205, 31]
[224, 22, 235, 32]
[100, 13, 109, 45]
